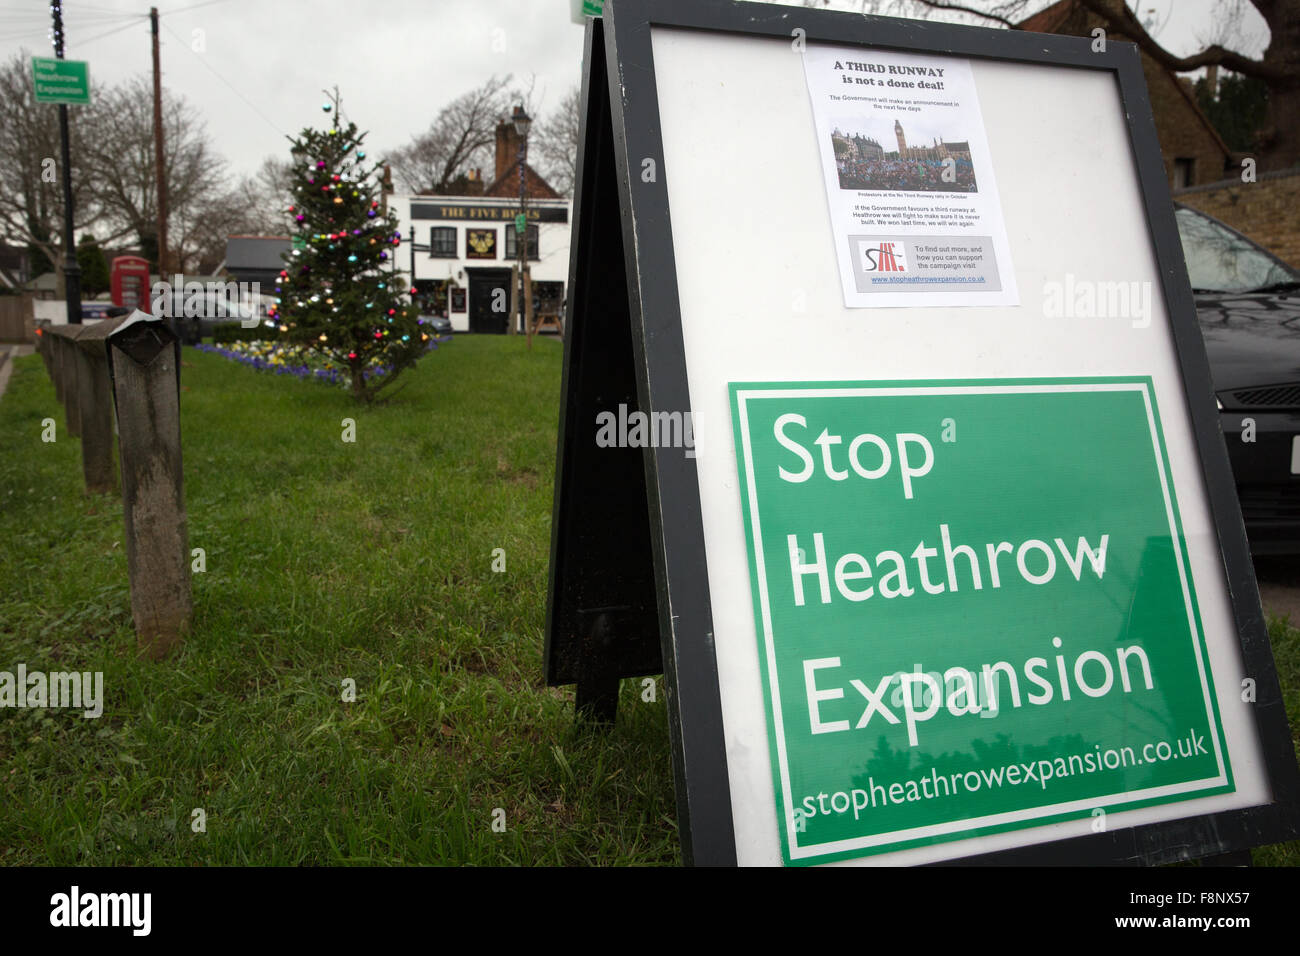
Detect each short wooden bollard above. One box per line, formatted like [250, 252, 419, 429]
[53, 330, 83, 439]
[107, 313, 191, 659]
[52, 332, 68, 414]
[35, 323, 52, 377]
[74, 320, 121, 495]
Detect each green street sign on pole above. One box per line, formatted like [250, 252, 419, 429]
[570, 0, 604, 24]
[729, 378, 1231, 864]
[515, 213, 527, 236]
[31, 57, 90, 106]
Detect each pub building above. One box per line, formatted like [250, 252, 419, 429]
[395, 118, 572, 333]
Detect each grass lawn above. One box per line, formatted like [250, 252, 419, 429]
[0, 334, 1297, 866]
[0, 336, 678, 865]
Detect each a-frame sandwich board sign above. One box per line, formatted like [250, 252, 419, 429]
[545, 0, 1300, 867]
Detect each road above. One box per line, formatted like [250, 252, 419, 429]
[1255, 557, 1300, 625]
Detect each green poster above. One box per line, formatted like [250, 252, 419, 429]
[729, 378, 1232, 864]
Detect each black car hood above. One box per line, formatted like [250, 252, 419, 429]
[1194, 291, 1300, 393]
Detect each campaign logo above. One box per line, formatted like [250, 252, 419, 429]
[861, 240, 908, 273]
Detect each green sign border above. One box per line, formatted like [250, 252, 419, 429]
[729, 376, 1234, 865]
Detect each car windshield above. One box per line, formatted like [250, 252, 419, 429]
[1175, 206, 1300, 293]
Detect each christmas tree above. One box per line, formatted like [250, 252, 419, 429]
[273, 101, 427, 402]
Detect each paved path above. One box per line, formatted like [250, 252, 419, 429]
[0, 344, 33, 401]
[1255, 557, 1300, 625]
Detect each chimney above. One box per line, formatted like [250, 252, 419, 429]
[1205, 64, 1219, 97]
[495, 119, 522, 182]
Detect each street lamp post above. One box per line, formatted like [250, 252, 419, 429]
[512, 105, 531, 338]
[51, 0, 81, 324]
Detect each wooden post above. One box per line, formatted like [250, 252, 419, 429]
[509, 264, 520, 336]
[52, 332, 67, 408]
[66, 334, 82, 439]
[524, 264, 535, 351]
[108, 313, 190, 658]
[54, 330, 82, 438]
[74, 319, 122, 495]
[35, 322, 52, 377]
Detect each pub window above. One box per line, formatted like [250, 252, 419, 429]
[504, 223, 540, 260]
[430, 226, 457, 258]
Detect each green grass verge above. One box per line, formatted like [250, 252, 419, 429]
[0, 338, 677, 865]
[1252, 615, 1300, 865]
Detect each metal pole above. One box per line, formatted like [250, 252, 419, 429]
[51, 1, 81, 325]
[516, 130, 526, 336]
[151, 8, 168, 278]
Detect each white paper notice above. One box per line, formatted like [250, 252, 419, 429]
[803, 45, 1018, 308]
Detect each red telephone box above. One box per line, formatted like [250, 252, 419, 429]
[110, 256, 152, 311]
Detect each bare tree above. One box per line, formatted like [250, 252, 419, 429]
[534, 85, 581, 197]
[801, 0, 1300, 170]
[78, 75, 228, 267]
[385, 75, 521, 194]
[237, 156, 296, 235]
[0, 51, 118, 296]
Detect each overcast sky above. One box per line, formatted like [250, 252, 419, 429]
[0, 0, 1270, 180]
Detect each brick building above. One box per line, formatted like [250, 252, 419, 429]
[1174, 169, 1300, 269]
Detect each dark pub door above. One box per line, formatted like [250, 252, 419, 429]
[467, 268, 513, 334]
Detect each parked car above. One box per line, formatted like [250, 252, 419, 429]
[421, 314, 453, 337]
[1177, 203, 1300, 554]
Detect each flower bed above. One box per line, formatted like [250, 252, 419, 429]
[193, 337, 449, 387]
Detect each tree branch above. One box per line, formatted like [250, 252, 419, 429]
[1073, 0, 1286, 83]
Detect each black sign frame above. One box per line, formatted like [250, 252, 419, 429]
[545, 0, 1300, 866]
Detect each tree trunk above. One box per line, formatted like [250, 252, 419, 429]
[351, 365, 366, 401]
